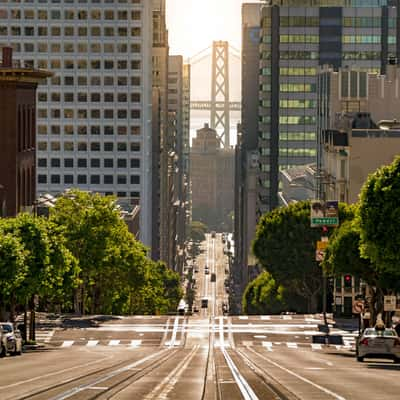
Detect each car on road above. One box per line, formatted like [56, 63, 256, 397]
[0, 329, 7, 357]
[356, 327, 400, 362]
[0, 322, 22, 356]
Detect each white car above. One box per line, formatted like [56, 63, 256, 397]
[0, 323, 22, 356]
[356, 327, 400, 362]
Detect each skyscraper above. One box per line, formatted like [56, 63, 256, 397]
[0, 0, 154, 246]
[258, 0, 399, 216]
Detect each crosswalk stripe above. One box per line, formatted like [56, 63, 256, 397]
[287, 342, 298, 349]
[108, 340, 120, 346]
[87, 340, 99, 347]
[260, 316, 271, 320]
[242, 341, 253, 347]
[130, 340, 142, 347]
[311, 343, 322, 350]
[61, 340, 74, 347]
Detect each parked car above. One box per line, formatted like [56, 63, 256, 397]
[356, 327, 400, 362]
[0, 322, 22, 356]
[0, 329, 7, 357]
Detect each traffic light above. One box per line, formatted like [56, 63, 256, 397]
[344, 274, 352, 288]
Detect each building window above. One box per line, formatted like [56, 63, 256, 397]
[77, 159, 87, 168]
[104, 159, 114, 168]
[38, 158, 47, 167]
[117, 159, 127, 168]
[90, 175, 100, 184]
[104, 175, 113, 184]
[38, 175, 47, 184]
[50, 158, 60, 167]
[64, 158, 73, 168]
[77, 175, 87, 184]
[51, 175, 60, 184]
[64, 175, 74, 184]
[130, 158, 140, 168]
[130, 175, 140, 184]
[104, 142, 114, 151]
[90, 159, 100, 168]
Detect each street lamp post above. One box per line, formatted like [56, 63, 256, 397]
[0, 184, 6, 217]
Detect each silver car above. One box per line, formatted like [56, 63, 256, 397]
[0, 323, 22, 356]
[356, 327, 400, 362]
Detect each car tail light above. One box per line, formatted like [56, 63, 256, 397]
[360, 338, 368, 346]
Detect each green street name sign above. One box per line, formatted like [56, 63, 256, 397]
[311, 217, 339, 227]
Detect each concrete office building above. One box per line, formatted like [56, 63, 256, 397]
[234, 3, 261, 310]
[0, 0, 154, 247]
[168, 55, 185, 272]
[0, 47, 51, 217]
[318, 62, 400, 204]
[258, 0, 400, 216]
[152, 0, 169, 261]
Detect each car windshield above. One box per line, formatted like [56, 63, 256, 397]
[1, 324, 12, 333]
[364, 328, 397, 337]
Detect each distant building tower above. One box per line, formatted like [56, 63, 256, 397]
[0, 47, 51, 217]
[191, 123, 234, 230]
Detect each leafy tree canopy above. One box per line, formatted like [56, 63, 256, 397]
[359, 156, 400, 282]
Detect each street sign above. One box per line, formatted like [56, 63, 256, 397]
[311, 200, 339, 227]
[384, 295, 397, 311]
[315, 249, 325, 261]
[352, 300, 365, 314]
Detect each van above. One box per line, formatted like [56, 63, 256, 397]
[201, 298, 209, 308]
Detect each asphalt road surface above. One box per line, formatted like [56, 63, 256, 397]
[1, 234, 400, 400]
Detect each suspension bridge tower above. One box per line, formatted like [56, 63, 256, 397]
[211, 41, 230, 148]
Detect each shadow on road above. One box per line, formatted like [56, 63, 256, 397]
[366, 362, 400, 370]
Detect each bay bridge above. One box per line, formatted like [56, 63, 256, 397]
[188, 41, 241, 149]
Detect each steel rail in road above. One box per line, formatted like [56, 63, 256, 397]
[244, 346, 347, 400]
[14, 347, 180, 400]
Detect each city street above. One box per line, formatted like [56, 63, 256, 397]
[1, 234, 399, 400]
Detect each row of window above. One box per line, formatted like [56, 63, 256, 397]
[279, 148, 316, 156]
[279, 100, 317, 108]
[38, 157, 140, 168]
[0, 25, 142, 36]
[343, 35, 396, 43]
[280, 83, 317, 92]
[0, 0, 141, 4]
[38, 125, 141, 136]
[279, 16, 396, 29]
[8, 41, 141, 54]
[0, 9, 141, 20]
[266, 50, 383, 61]
[38, 174, 141, 185]
[38, 92, 141, 103]
[279, 116, 316, 125]
[41, 75, 141, 87]
[37, 109, 141, 119]
[280, 67, 317, 76]
[280, 35, 320, 44]
[37, 141, 141, 151]
[280, 132, 316, 141]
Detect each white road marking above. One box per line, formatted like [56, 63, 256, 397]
[61, 341, 74, 348]
[86, 340, 99, 347]
[0, 354, 114, 389]
[53, 349, 171, 400]
[242, 341, 253, 347]
[239, 316, 249, 320]
[254, 335, 267, 339]
[260, 316, 271, 320]
[129, 340, 142, 347]
[287, 342, 298, 349]
[311, 343, 322, 350]
[248, 349, 347, 400]
[108, 340, 120, 346]
[143, 346, 199, 400]
[221, 347, 259, 400]
[168, 316, 180, 348]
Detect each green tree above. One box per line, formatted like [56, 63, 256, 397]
[252, 201, 353, 312]
[0, 232, 28, 321]
[358, 156, 400, 323]
[0, 214, 77, 339]
[187, 221, 207, 243]
[242, 271, 286, 315]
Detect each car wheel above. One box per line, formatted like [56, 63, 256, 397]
[11, 343, 18, 356]
[357, 356, 364, 362]
[0, 345, 6, 358]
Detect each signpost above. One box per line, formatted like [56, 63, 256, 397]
[353, 300, 365, 335]
[311, 200, 339, 227]
[384, 295, 397, 312]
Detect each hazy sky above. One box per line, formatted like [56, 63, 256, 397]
[166, 0, 261, 58]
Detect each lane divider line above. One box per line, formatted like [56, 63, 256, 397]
[221, 347, 259, 400]
[247, 348, 347, 400]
